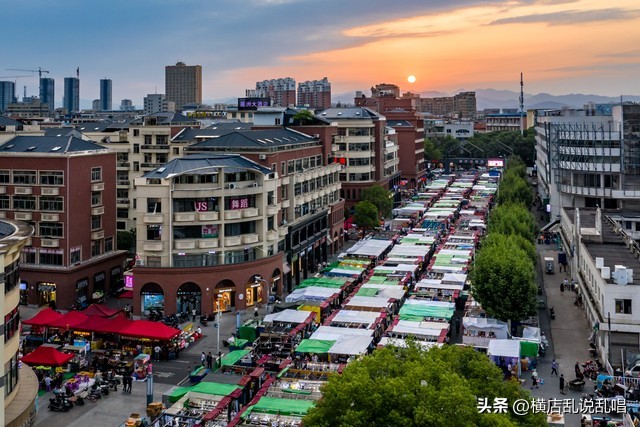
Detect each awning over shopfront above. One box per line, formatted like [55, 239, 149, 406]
[22, 308, 63, 326]
[20, 346, 74, 367]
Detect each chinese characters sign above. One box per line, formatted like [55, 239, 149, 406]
[238, 97, 271, 111]
[229, 198, 249, 210]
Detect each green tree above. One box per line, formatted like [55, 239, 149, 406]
[117, 229, 136, 254]
[488, 204, 537, 243]
[353, 200, 380, 235]
[360, 185, 393, 218]
[291, 109, 315, 125]
[480, 233, 536, 266]
[423, 137, 443, 163]
[471, 241, 538, 322]
[304, 344, 545, 427]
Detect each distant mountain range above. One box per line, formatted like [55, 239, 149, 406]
[329, 89, 640, 111]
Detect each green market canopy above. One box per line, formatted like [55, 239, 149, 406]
[242, 397, 315, 418]
[399, 301, 455, 321]
[221, 349, 250, 366]
[295, 339, 335, 354]
[167, 382, 242, 403]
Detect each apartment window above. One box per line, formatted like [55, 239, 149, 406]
[147, 198, 162, 213]
[91, 215, 102, 230]
[144, 135, 152, 145]
[70, 246, 81, 264]
[0, 195, 8, 209]
[40, 196, 63, 211]
[4, 260, 19, 294]
[13, 196, 36, 210]
[117, 189, 129, 200]
[288, 160, 295, 174]
[615, 299, 632, 314]
[117, 208, 129, 219]
[91, 191, 102, 206]
[105, 236, 113, 252]
[281, 185, 288, 200]
[4, 354, 19, 397]
[0, 170, 9, 183]
[13, 170, 37, 185]
[147, 256, 162, 268]
[117, 153, 129, 162]
[133, 129, 140, 137]
[144, 153, 153, 163]
[91, 167, 102, 182]
[39, 222, 63, 238]
[281, 162, 286, 176]
[224, 221, 256, 236]
[20, 248, 36, 264]
[173, 148, 180, 155]
[4, 307, 19, 343]
[147, 225, 161, 240]
[40, 171, 64, 186]
[133, 144, 140, 154]
[40, 249, 63, 266]
[91, 240, 102, 257]
[133, 162, 140, 172]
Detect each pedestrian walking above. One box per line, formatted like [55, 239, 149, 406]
[154, 345, 161, 362]
[575, 361, 582, 378]
[201, 351, 206, 366]
[206, 352, 213, 370]
[551, 359, 559, 376]
[531, 369, 539, 389]
[560, 282, 565, 292]
[192, 308, 197, 322]
[559, 374, 566, 394]
[254, 306, 259, 320]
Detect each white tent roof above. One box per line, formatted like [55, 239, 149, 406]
[397, 319, 449, 331]
[487, 339, 520, 358]
[360, 284, 406, 300]
[389, 321, 447, 338]
[462, 317, 508, 339]
[345, 295, 393, 308]
[327, 267, 364, 277]
[263, 309, 313, 324]
[441, 273, 468, 285]
[311, 325, 373, 339]
[415, 280, 463, 291]
[404, 299, 455, 309]
[327, 336, 372, 355]
[331, 310, 381, 325]
[374, 264, 419, 274]
[285, 286, 337, 302]
[345, 238, 394, 258]
[521, 326, 541, 343]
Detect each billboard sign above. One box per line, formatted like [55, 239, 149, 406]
[238, 97, 270, 111]
[487, 158, 505, 168]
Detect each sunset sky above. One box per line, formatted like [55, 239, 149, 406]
[3, 0, 640, 108]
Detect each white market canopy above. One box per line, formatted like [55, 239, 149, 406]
[441, 273, 468, 285]
[285, 286, 337, 302]
[330, 310, 382, 327]
[404, 299, 455, 309]
[462, 317, 508, 339]
[311, 326, 374, 338]
[263, 309, 314, 324]
[345, 238, 394, 258]
[487, 339, 520, 358]
[389, 245, 432, 257]
[359, 284, 406, 300]
[345, 295, 394, 309]
[415, 280, 463, 291]
[388, 320, 448, 339]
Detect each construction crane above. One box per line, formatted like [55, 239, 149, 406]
[0, 75, 31, 83]
[6, 67, 50, 80]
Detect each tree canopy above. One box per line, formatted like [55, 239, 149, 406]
[353, 200, 380, 234]
[488, 204, 537, 243]
[304, 344, 545, 427]
[360, 185, 393, 218]
[471, 237, 538, 322]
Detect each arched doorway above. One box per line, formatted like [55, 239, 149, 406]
[214, 279, 235, 312]
[271, 268, 281, 298]
[177, 282, 202, 316]
[245, 275, 265, 307]
[140, 282, 164, 314]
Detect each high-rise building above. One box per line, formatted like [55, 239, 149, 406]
[165, 62, 202, 110]
[297, 77, 331, 109]
[0, 81, 15, 112]
[0, 219, 37, 427]
[143, 94, 175, 115]
[249, 77, 296, 107]
[40, 77, 55, 111]
[100, 78, 112, 111]
[63, 76, 80, 113]
[92, 99, 100, 111]
[120, 99, 134, 111]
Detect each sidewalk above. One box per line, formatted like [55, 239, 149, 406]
[528, 238, 594, 426]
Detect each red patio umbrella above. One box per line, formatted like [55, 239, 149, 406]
[20, 346, 74, 367]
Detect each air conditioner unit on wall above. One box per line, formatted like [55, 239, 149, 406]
[228, 183, 236, 189]
[259, 154, 267, 160]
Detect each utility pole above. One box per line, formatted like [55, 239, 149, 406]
[519, 72, 525, 137]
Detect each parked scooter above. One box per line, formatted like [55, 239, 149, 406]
[549, 306, 556, 320]
[49, 395, 73, 412]
[200, 315, 208, 327]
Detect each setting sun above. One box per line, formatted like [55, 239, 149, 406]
[407, 75, 416, 83]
